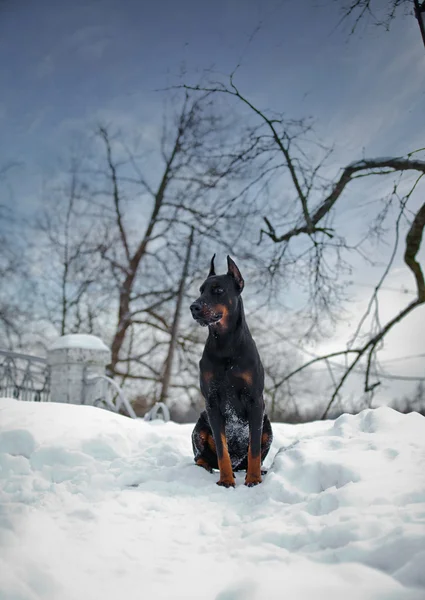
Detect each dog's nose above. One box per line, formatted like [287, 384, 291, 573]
[190, 302, 201, 317]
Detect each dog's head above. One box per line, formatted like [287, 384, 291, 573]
[190, 255, 244, 328]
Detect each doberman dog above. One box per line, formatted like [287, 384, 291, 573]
[190, 255, 273, 487]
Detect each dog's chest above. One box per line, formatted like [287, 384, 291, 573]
[210, 357, 252, 389]
[222, 399, 250, 468]
[207, 360, 253, 412]
[223, 399, 249, 437]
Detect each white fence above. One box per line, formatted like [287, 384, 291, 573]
[0, 349, 50, 402]
[0, 335, 169, 421]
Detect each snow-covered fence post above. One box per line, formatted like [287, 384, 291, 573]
[47, 334, 111, 405]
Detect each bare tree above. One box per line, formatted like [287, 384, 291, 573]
[334, 0, 425, 47]
[0, 164, 35, 349]
[180, 77, 425, 417]
[159, 226, 194, 404]
[36, 161, 112, 337]
[271, 219, 423, 410]
[62, 91, 268, 406]
[0, 224, 27, 347]
[393, 380, 425, 414]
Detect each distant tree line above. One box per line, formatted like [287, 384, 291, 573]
[1, 2, 424, 421]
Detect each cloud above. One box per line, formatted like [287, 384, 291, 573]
[309, 266, 425, 386]
[63, 25, 110, 62]
[34, 54, 54, 79]
[317, 20, 424, 161]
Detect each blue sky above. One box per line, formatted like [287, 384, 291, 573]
[1, 0, 424, 400]
[1, 0, 423, 190]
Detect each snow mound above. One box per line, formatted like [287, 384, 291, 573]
[49, 334, 109, 351]
[1, 398, 424, 600]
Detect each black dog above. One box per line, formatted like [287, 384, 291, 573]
[190, 255, 273, 487]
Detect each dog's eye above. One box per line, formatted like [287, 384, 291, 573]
[212, 287, 224, 295]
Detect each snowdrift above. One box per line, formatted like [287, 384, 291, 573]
[0, 397, 424, 600]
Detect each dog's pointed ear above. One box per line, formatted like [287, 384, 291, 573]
[208, 254, 216, 278]
[227, 255, 244, 293]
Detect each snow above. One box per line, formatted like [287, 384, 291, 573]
[1, 398, 424, 600]
[49, 334, 109, 351]
[346, 157, 425, 170]
[347, 157, 397, 168]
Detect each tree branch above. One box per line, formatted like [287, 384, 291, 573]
[98, 127, 131, 264]
[262, 158, 425, 243]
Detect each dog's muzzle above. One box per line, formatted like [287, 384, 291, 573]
[190, 302, 222, 326]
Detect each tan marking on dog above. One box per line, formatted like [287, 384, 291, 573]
[261, 431, 270, 446]
[214, 304, 229, 330]
[202, 371, 213, 383]
[199, 430, 208, 443]
[217, 432, 235, 487]
[196, 458, 213, 472]
[207, 434, 216, 453]
[245, 445, 262, 486]
[239, 371, 253, 386]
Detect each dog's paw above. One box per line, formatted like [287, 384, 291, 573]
[216, 479, 235, 488]
[245, 475, 262, 487]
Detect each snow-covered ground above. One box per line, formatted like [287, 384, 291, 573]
[1, 398, 424, 600]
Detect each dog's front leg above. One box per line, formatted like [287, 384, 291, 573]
[207, 406, 235, 488]
[245, 401, 264, 486]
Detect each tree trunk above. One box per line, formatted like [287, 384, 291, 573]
[159, 227, 195, 404]
[414, 0, 425, 49]
[108, 127, 183, 375]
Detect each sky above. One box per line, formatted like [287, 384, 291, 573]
[1, 0, 424, 186]
[0, 0, 424, 404]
